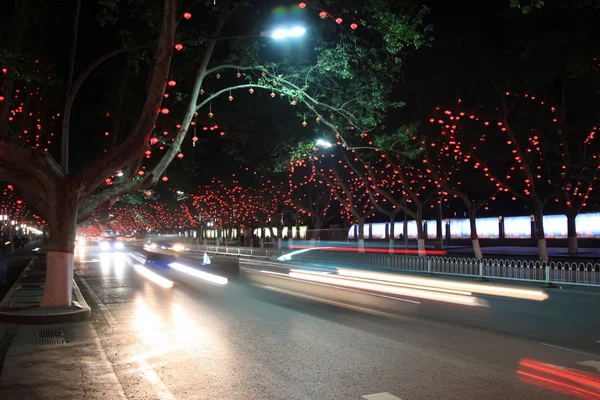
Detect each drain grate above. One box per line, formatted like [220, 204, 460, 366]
[35, 329, 66, 345]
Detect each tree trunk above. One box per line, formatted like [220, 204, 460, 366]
[533, 197, 549, 262]
[389, 214, 396, 254]
[567, 211, 578, 254]
[416, 208, 425, 256]
[357, 218, 365, 252]
[310, 217, 322, 245]
[40, 190, 78, 307]
[435, 201, 443, 250]
[469, 207, 483, 259]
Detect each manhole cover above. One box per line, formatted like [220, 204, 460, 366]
[35, 329, 66, 345]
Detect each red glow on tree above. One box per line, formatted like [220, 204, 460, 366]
[183, 12, 192, 19]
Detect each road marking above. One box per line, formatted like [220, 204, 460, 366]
[362, 393, 403, 400]
[541, 343, 600, 359]
[578, 360, 600, 373]
[76, 273, 117, 326]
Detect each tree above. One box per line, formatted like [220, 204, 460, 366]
[424, 104, 505, 259]
[286, 157, 337, 241]
[1, 0, 429, 306]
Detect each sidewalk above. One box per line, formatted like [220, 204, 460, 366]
[0, 253, 127, 399]
[0, 253, 90, 324]
[0, 322, 127, 399]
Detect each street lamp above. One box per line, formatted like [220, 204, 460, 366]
[316, 139, 333, 148]
[266, 27, 306, 39]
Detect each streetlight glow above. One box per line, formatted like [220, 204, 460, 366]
[316, 139, 333, 148]
[268, 27, 306, 39]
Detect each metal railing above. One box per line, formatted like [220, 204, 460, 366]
[185, 244, 600, 287]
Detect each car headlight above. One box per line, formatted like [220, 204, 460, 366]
[172, 244, 185, 252]
[115, 242, 124, 249]
[100, 241, 110, 250]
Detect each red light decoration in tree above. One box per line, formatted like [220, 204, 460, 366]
[335, 18, 343, 24]
[319, 11, 327, 18]
[167, 80, 176, 87]
[161, 108, 170, 114]
[350, 23, 358, 30]
[177, 152, 184, 158]
[299, 2, 307, 8]
[174, 44, 183, 51]
[162, 176, 168, 182]
[183, 12, 192, 19]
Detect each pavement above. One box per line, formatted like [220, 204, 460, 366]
[0, 243, 599, 399]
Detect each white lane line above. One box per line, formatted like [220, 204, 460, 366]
[541, 343, 600, 359]
[138, 359, 176, 400]
[362, 393, 403, 400]
[76, 273, 118, 326]
[578, 360, 600, 373]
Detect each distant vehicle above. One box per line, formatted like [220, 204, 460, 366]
[99, 237, 124, 251]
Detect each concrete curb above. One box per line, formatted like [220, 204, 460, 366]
[0, 255, 91, 324]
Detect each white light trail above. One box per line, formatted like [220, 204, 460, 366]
[288, 271, 485, 307]
[337, 269, 549, 301]
[168, 262, 228, 286]
[134, 264, 173, 288]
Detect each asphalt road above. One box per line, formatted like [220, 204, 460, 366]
[73, 244, 600, 400]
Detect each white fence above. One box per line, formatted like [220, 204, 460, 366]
[178, 244, 600, 287]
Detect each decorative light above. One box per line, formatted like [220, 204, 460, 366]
[208, 112, 213, 118]
[168, 80, 176, 87]
[220, 131, 225, 136]
[236, 72, 241, 78]
[174, 43, 183, 51]
[216, 73, 221, 79]
[145, 191, 152, 196]
[177, 153, 184, 159]
[161, 108, 170, 114]
[183, 12, 192, 19]
[138, 170, 145, 175]
[319, 11, 327, 18]
[350, 23, 358, 30]
[335, 18, 343, 24]
[270, 92, 276, 98]
[299, 2, 307, 8]
[162, 176, 169, 182]
[249, 88, 254, 94]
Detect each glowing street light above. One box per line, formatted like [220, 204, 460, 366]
[316, 139, 333, 148]
[262, 27, 306, 39]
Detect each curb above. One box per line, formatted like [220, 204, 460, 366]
[0, 255, 91, 324]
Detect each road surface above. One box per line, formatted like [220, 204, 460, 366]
[72, 244, 600, 399]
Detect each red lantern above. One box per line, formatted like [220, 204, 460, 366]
[0, 96, 4, 101]
[299, 2, 306, 8]
[319, 11, 327, 18]
[145, 191, 152, 196]
[16, 199, 22, 204]
[350, 23, 358, 30]
[161, 108, 169, 114]
[145, 150, 151, 155]
[168, 80, 176, 87]
[162, 176, 169, 182]
[150, 137, 159, 145]
[138, 170, 145, 175]
[163, 94, 169, 98]
[177, 153, 184, 158]
[175, 43, 183, 51]
[335, 17, 343, 24]
[183, 12, 192, 19]
[192, 136, 198, 142]
[220, 131, 225, 136]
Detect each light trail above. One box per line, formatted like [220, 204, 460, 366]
[288, 271, 485, 307]
[168, 262, 228, 286]
[337, 269, 549, 301]
[133, 264, 174, 288]
[289, 269, 473, 296]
